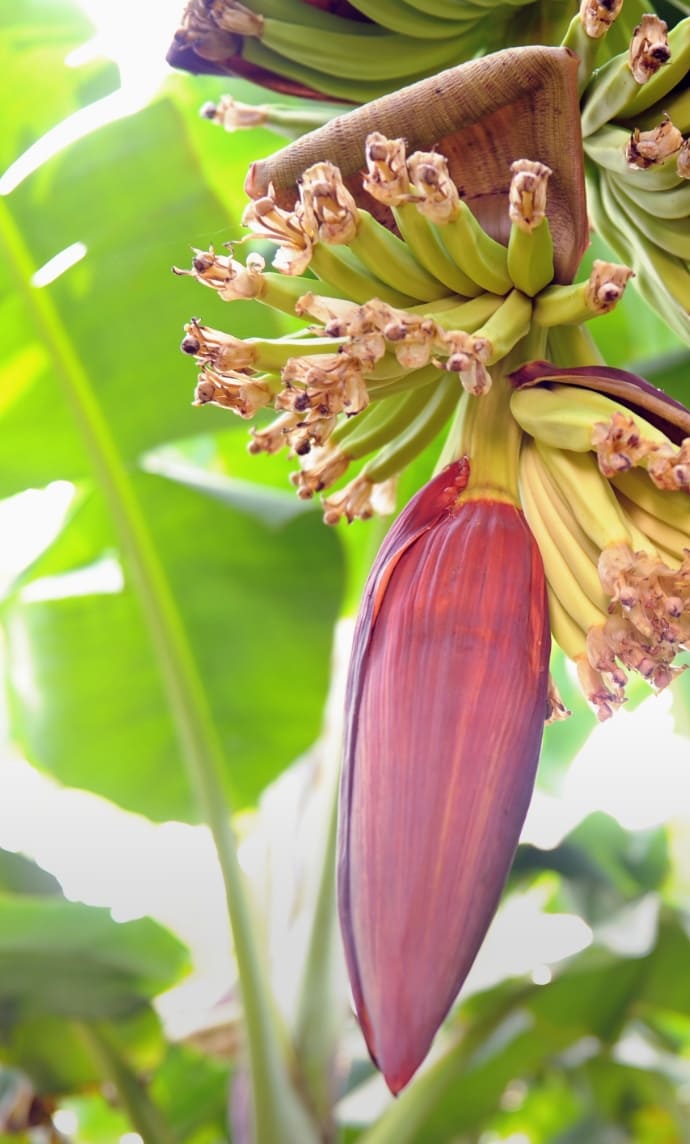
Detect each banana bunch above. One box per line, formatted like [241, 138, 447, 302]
[167, 0, 573, 103]
[510, 365, 690, 719]
[572, 9, 690, 344]
[174, 123, 690, 717]
[174, 132, 633, 521]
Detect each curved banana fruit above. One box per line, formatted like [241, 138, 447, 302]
[432, 201, 513, 296]
[534, 441, 644, 552]
[584, 124, 683, 191]
[611, 467, 690, 533]
[580, 14, 671, 138]
[393, 202, 484, 298]
[607, 172, 690, 221]
[333, 379, 437, 459]
[618, 16, 690, 120]
[614, 489, 690, 564]
[519, 441, 611, 628]
[506, 161, 555, 296]
[509, 381, 673, 454]
[605, 176, 690, 261]
[309, 245, 418, 308]
[362, 372, 459, 483]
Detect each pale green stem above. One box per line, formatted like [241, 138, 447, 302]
[0, 199, 318, 1144]
[293, 778, 340, 1131]
[76, 1023, 177, 1144]
[438, 327, 548, 503]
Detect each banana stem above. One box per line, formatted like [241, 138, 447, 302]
[293, 622, 353, 1132]
[0, 200, 319, 1144]
[76, 1024, 177, 1144]
[440, 325, 547, 504]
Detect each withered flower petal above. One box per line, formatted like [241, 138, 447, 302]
[338, 460, 551, 1093]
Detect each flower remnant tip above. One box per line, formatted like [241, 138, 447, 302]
[363, 133, 411, 207]
[509, 160, 552, 232]
[626, 116, 683, 170]
[585, 260, 634, 314]
[629, 15, 670, 85]
[300, 161, 359, 246]
[200, 95, 268, 131]
[173, 248, 267, 301]
[436, 331, 493, 395]
[580, 0, 624, 38]
[678, 140, 690, 181]
[406, 151, 460, 225]
[322, 474, 397, 525]
[193, 367, 273, 417]
[242, 187, 313, 275]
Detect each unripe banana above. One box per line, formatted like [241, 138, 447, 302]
[533, 261, 633, 326]
[506, 161, 555, 296]
[607, 173, 690, 221]
[509, 383, 672, 454]
[476, 289, 533, 363]
[348, 209, 450, 302]
[432, 201, 513, 296]
[535, 441, 645, 552]
[580, 14, 671, 138]
[619, 16, 690, 120]
[584, 125, 683, 191]
[332, 379, 437, 459]
[309, 245, 417, 308]
[614, 489, 690, 564]
[611, 467, 690, 533]
[519, 441, 611, 627]
[393, 202, 484, 298]
[362, 372, 459, 483]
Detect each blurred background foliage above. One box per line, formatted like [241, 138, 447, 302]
[2, 2, 690, 1142]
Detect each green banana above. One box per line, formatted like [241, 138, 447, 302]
[252, 16, 475, 83]
[367, 362, 446, 399]
[610, 181, 690, 260]
[560, 11, 606, 95]
[476, 289, 533, 363]
[239, 39, 442, 103]
[535, 440, 647, 552]
[362, 371, 459, 483]
[618, 16, 690, 120]
[337, 0, 477, 37]
[519, 441, 611, 626]
[625, 84, 690, 135]
[592, 172, 690, 344]
[507, 216, 554, 296]
[432, 201, 513, 296]
[509, 381, 672, 455]
[533, 262, 632, 327]
[392, 202, 484, 298]
[607, 172, 690, 220]
[332, 379, 438, 458]
[580, 14, 671, 138]
[346, 209, 450, 303]
[611, 467, 690, 533]
[546, 323, 606, 367]
[614, 489, 690, 563]
[309, 244, 418, 308]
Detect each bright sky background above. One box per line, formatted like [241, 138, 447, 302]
[2, 4, 690, 1132]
